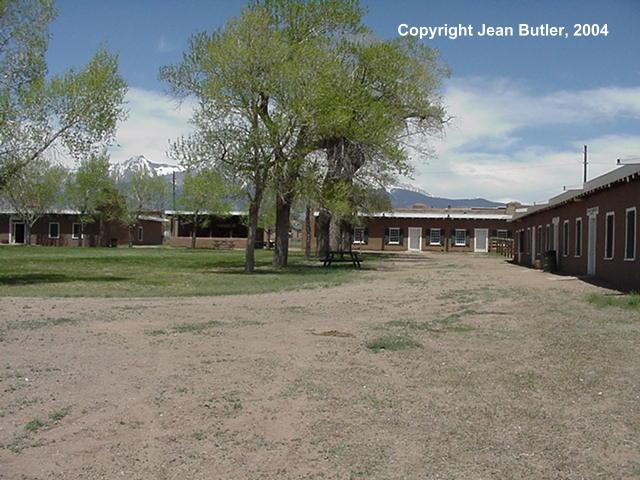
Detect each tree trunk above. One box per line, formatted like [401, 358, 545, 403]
[191, 214, 198, 249]
[317, 209, 331, 259]
[304, 203, 312, 260]
[273, 191, 293, 268]
[245, 198, 261, 273]
[128, 225, 133, 248]
[25, 222, 32, 245]
[79, 220, 84, 247]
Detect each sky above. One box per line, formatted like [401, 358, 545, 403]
[46, 0, 640, 203]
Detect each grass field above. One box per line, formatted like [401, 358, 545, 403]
[0, 246, 363, 297]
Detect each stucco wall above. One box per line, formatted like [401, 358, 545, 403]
[512, 177, 640, 291]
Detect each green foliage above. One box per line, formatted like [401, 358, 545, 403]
[2, 157, 66, 240]
[178, 169, 231, 215]
[0, 1, 127, 190]
[64, 150, 114, 225]
[120, 168, 169, 225]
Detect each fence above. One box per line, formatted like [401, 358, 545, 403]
[490, 237, 514, 258]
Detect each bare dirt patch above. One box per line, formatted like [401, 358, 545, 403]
[1, 253, 639, 479]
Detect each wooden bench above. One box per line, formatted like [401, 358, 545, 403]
[322, 250, 361, 268]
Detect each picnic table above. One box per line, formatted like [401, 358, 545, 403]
[322, 250, 361, 268]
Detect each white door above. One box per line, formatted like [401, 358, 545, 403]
[474, 228, 488, 252]
[587, 215, 597, 275]
[408, 227, 422, 251]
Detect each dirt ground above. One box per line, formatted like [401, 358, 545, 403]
[1, 253, 639, 479]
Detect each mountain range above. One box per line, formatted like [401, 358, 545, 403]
[110, 156, 505, 210]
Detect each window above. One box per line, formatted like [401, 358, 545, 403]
[353, 227, 365, 244]
[625, 207, 636, 261]
[72, 223, 81, 239]
[605, 212, 614, 260]
[49, 222, 60, 239]
[496, 229, 508, 239]
[575, 218, 582, 257]
[138, 226, 144, 242]
[526, 228, 531, 254]
[454, 229, 466, 246]
[538, 225, 542, 253]
[430, 228, 441, 245]
[545, 225, 550, 250]
[562, 220, 569, 256]
[388, 227, 400, 245]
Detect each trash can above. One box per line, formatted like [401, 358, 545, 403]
[543, 250, 557, 272]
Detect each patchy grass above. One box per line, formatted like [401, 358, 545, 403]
[365, 335, 422, 352]
[0, 247, 374, 298]
[48, 407, 71, 423]
[587, 292, 640, 310]
[6, 317, 77, 330]
[382, 310, 475, 333]
[172, 320, 224, 334]
[24, 419, 44, 432]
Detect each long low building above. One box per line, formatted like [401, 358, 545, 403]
[0, 211, 167, 246]
[510, 163, 640, 291]
[310, 204, 519, 253]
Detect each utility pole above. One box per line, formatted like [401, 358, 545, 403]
[172, 171, 176, 211]
[583, 145, 588, 184]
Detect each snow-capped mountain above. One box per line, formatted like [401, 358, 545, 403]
[110, 155, 183, 182]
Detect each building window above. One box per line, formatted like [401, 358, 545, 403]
[454, 229, 466, 246]
[430, 228, 441, 245]
[49, 222, 60, 239]
[625, 207, 636, 261]
[388, 227, 400, 245]
[605, 212, 615, 260]
[545, 225, 550, 250]
[575, 218, 582, 257]
[496, 229, 508, 239]
[138, 226, 144, 242]
[353, 227, 365, 244]
[562, 220, 569, 256]
[526, 228, 531, 254]
[72, 223, 81, 239]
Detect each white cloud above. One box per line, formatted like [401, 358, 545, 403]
[410, 78, 640, 203]
[108, 87, 194, 165]
[156, 35, 178, 53]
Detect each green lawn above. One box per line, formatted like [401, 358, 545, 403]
[0, 246, 367, 297]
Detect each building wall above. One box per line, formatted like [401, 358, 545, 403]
[0, 214, 165, 247]
[309, 216, 512, 252]
[512, 177, 640, 291]
[168, 236, 248, 249]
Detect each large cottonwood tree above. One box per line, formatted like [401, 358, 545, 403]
[0, 0, 127, 190]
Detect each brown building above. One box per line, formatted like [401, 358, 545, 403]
[0, 210, 167, 247]
[165, 210, 264, 249]
[510, 164, 640, 291]
[310, 205, 517, 253]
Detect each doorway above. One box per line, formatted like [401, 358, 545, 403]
[474, 228, 488, 252]
[408, 227, 422, 252]
[11, 222, 25, 244]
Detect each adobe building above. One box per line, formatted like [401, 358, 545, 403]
[310, 204, 519, 253]
[0, 210, 167, 247]
[510, 164, 640, 291]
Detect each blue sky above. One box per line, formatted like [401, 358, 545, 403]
[46, 0, 640, 203]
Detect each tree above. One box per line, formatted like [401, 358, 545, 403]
[178, 168, 230, 249]
[0, 0, 127, 190]
[64, 150, 114, 246]
[94, 182, 127, 246]
[161, 0, 363, 271]
[2, 157, 66, 244]
[314, 37, 449, 258]
[120, 168, 168, 246]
